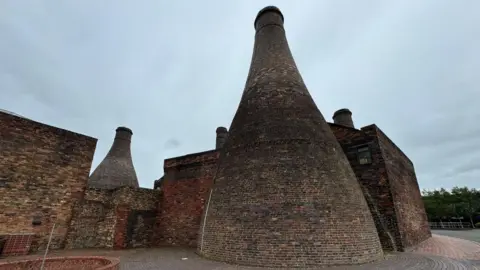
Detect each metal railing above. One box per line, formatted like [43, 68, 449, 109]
[429, 221, 473, 229]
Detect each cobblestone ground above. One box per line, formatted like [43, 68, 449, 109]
[4, 234, 480, 269]
[413, 234, 480, 260]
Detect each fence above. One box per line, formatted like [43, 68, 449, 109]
[1, 233, 35, 256]
[429, 221, 473, 229]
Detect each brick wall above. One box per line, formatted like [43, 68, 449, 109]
[0, 111, 97, 253]
[65, 186, 159, 249]
[64, 188, 116, 249]
[330, 123, 431, 252]
[374, 126, 431, 249]
[126, 210, 156, 248]
[113, 204, 129, 250]
[113, 187, 159, 249]
[329, 124, 400, 251]
[155, 150, 219, 247]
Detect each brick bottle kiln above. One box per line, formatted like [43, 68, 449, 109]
[197, 6, 383, 268]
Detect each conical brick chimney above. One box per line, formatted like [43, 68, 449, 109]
[88, 127, 139, 189]
[198, 6, 383, 267]
[215, 126, 228, 149]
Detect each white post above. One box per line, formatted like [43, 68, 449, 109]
[40, 223, 56, 270]
[200, 189, 213, 253]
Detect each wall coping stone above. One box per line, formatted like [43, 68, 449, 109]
[0, 256, 120, 270]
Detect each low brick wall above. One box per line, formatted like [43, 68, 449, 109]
[156, 150, 219, 247]
[0, 256, 120, 270]
[65, 186, 159, 250]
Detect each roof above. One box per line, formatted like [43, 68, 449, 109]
[0, 109, 29, 120]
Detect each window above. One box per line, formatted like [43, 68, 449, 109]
[357, 146, 372, 165]
[32, 215, 42, 226]
[0, 179, 7, 188]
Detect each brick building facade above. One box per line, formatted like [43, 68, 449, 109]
[0, 110, 97, 254]
[0, 5, 430, 268]
[64, 186, 159, 250]
[155, 150, 219, 247]
[159, 112, 430, 257]
[329, 109, 431, 252]
[0, 106, 429, 262]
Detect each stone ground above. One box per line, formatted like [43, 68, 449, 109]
[433, 229, 480, 243]
[4, 231, 480, 269]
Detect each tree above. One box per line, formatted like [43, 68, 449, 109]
[422, 186, 480, 227]
[450, 187, 480, 227]
[422, 188, 454, 220]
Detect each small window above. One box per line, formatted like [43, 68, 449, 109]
[357, 146, 372, 165]
[0, 179, 7, 188]
[32, 215, 42, 226]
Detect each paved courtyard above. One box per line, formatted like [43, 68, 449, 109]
[4, 232, 480, 269]
[433, 229, 480, 243]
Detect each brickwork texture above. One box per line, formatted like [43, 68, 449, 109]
[330, 122, 431, 252]
[0, 111, 97, 252]
[88, 127, 139, 189]
[65, 187, 159, 250]
[0, 256, 120, 270]
[197, 6, 383, 268]
[374, 126, 431, 248]
[0, 6, 431, 266]
[155, 150, 219, 247]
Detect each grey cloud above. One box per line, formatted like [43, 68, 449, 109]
[163, 139, 181, 150]
[0, 0, 479, 190]
[443, 159, 480, 178]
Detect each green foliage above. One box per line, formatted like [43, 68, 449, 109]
[475, 222, 480, 228]
[422, 186, 480, 227]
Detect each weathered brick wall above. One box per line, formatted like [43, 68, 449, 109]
[65, 186, 159, 249]
[113, 204, 129, 250]
[127, 210, 156, 248]
[113, 187, 159, 249]
[329, 124, 401, 252]
[111, 187, 159, 210]
[156, 150, 218, 247]
[331, 123, 431, 251]
[0, 111, 97, 252]
[375, 126, 431, 249]
[65, 188, 116, 249]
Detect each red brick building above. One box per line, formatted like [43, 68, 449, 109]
[0, 107, 430, 263]
[0, 6, 430, 267]
[329, 109, 431, 251]
[158, 109, 430, 256]
[0, 110, 97, 255]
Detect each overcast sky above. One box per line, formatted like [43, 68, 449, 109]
[1, 1, 479, 190]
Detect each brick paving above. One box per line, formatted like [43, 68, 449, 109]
[412, 234, 480, 260]
[3, 234, 480, 269]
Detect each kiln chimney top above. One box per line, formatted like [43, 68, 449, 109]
[116, 126, 132, 134]
[254, 6, 284, 30]
[216, 126, 228, 134]
[215, 126, 228, 149]
[333, 108, 355, 128]
[88, 126, 139, 189]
